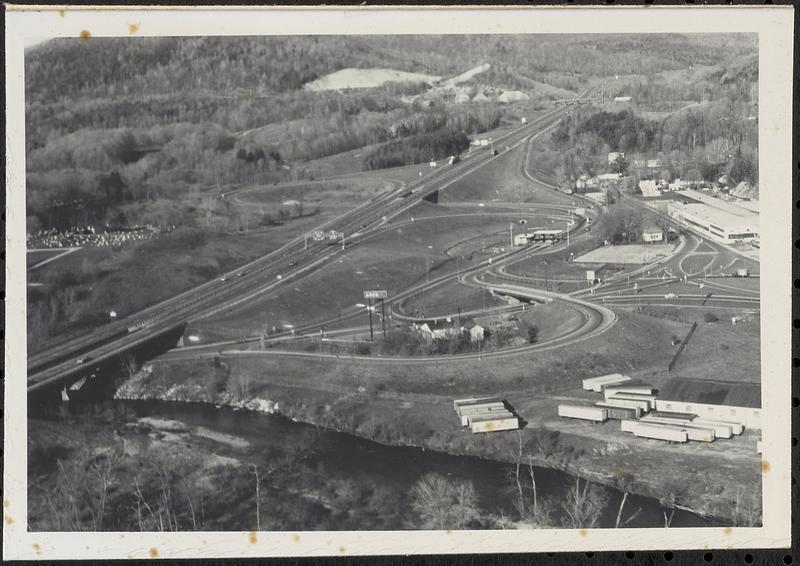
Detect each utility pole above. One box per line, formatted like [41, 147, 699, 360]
[367, 298, 374, 341]
[380, 298, 386, 339]
[342, 232, 346, 251]
[304, 234, 308, 251]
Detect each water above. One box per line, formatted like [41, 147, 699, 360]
[39, 398, 715, 529]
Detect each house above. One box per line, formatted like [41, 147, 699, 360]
[654, 377, 761, 429]
[597, 173, 621, 181]
[646, 159, 663, 169]
[410, 319, 461, 341]
[614, 96, 632, 103]
[462, 318, 485, 342]
[638, 179, 661, 198]
[608, 151, 625, 164]
[642, 227, 664, 243]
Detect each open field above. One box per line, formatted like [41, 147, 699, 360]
[194, 212, 557, 340]
[398, 278, 508, 319]
[26, 248, 79, 269]
[231, 178, 396, 211]
[439, 141, 570, 206]
[575, 243, 675, 265]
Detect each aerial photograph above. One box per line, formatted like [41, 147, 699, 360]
[24, 33, 762, 532]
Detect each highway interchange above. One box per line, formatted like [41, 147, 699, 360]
[27, 96, 760, 394]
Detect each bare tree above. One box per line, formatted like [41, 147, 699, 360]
[613, 472, 642, 528]
[120, 353, 138, 379]
[560, 477, 610, 529]
[411, 473, 480, 530]
[250, 464, 262, 531]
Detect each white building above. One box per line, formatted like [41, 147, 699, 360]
[642, 227, 664, 243]
[654, 377, 761, 430]
[668, 189, 759, 243]
[608, 151, 625, 164]
[638, 179, 661, 198]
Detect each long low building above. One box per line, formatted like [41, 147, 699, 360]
[667, 189, 759, 243]
[654, 377, 761, 429]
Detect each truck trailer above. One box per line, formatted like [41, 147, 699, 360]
[640, 415, 725, 439]
[594, 402, 641, 420]
[558, 404, 608, 423]
[469, 412, 519, 433]
[621, 420, 689, 443]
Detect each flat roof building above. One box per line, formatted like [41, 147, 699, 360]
[668, 189, 759, 243]
[654, 377, 761, 429]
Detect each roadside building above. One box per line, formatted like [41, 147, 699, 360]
[654, 377, 761, 429]
[597, 173, 622, 181]
[462, 318, 485, 342]
[642, 227, 664, 243]
[608, 151, 625, 164]
[638, 179, 661, 198]
[646, 159, 663, 169]
[668, 189, 759, 243]
[614, 96, 632, 102]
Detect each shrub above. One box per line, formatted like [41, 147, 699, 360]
[704, 312, 719, 323]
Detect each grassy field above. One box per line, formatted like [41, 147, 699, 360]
[438, 142, 571, 206]
[575, 244, 674, 265]
[398, 278, 509, 319]
[194, 212, 545, 339]
[26, 248, 73, 269]
[231, 177, 396, 211]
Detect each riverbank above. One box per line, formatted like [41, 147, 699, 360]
[115, 333, 761, 525]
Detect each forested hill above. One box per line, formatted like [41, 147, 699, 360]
[26, 33, 756, 105]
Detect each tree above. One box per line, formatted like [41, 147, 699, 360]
[560, 477, 610, 529]
[612, 472, 642, 528]
[411, 473, 481, 530]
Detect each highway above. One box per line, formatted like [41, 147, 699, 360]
[27, 100, 582, 394]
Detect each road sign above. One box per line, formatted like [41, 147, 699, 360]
[328, 230, 341, 241]
[312, 230, 325, 241]
[364, 290, 388, 299]
[586, 270, 596, 282]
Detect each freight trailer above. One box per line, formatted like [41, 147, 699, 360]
[626, 421, 689, 443]
[558, 404, 608, 423]
[459, 403, 508, 426]
[582, 373, 625, 390]
[641, 415, 731, 439]
[453, 397, 501, 412]
[469, 412, 520, 433]
[603, 384, 656, 399]
[605, 395, 650, 413]
[582, 373, 632, 393]
[692, 418, 744, 435]
[594, 402, 641, 420]
[608, 392, 658, 410]
[456, 400, 505, 417]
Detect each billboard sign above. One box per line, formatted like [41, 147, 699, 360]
[312, 230, 325, 241]
[363, 290, 388, 299]
[586, 270, 596, 282]
[328, 230, 341, 241]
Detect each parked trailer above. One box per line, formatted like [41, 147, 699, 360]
[622, 421, 689, 443]
[608, 392, 658, 410]
[459, 403, 508, 426]
[596, 398, 645, 416]
[582, 373, 624, 390]
[558, 404, 608, 423]
[453, 397, 500, 412]
[603, 385, 656, 399]
[692, 418, 744, 435]
[599, 378, 646, 392]
[456, 399, 505, 416]
[594, 402, 640, 420]
[606, 395, 650, 413]
[641, 416, 726, 440]
[469, 412, 519, 434]
[582, 374, 632, 392]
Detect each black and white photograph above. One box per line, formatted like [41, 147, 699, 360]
[4, 6, 793, 560]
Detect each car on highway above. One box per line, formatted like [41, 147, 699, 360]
[664, 293, 678, 299]
[288, 261, 297, 267]
[238, 270, 248, 277]
[220, 276, 228, 282]
[585, 227, 591, 232]
[76, 356, 91, 365]
[492, 149, 499, 156]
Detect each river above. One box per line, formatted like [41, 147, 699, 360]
[33, 397, 714, 530]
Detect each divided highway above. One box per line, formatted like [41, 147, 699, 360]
[27, 102, 579, 394]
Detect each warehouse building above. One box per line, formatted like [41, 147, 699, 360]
[668, 189, 759, 243]
[654, 377, 761, 429]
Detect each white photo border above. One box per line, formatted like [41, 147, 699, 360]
[3, 5, 793, 559]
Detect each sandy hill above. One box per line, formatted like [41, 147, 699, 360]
[304, 68, 441, 91]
